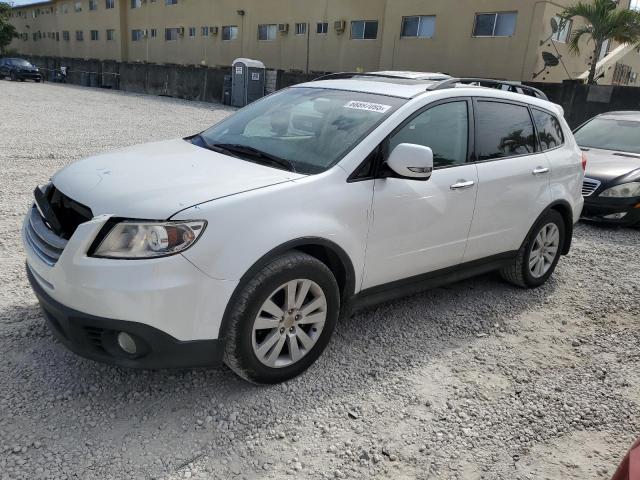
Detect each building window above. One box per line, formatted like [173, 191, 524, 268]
[598, 38, 611, 61]
[90, 29, 99, 40]
[63, 30, 70, 41]
[76, 30, 84, 41]
[89, 0, 97, 10]
[222, 25, 238, 40]
[131, 0, 141, 8]
[351, 20, 378, 40]
[165, 27, 178, 40]
[74, 1, 82, 12]
[106, 29, 115, 40]
[150, 28, 157, 38]
[316, 22, 328, 34]
[295, 22, 307, 35]
[131, 29, 145, 41]
[165, 0, 177, 5]
[62, 3, 68, 13]
[105, 0, 114, 8]
[188, 26, 196, 38]
[258, 24, 277, 41]
[55, 31, 60, 41]
[473, 12, 517, 37]
[401, 15, 436, 38]
[201, 26, 209, 36]
[551, 16, 572, 43]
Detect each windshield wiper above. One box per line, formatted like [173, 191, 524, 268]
[210, 143, 297, 173]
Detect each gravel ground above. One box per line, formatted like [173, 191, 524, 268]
[1, 81, 640, 480]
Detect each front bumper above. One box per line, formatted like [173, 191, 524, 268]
[582, 196, 640, 226]
[27, 263, 225, 368]
[15, 71, 42, 81]
[23, 211, 238, 341]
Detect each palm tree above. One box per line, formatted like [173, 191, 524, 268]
[561, 0, 640, 84]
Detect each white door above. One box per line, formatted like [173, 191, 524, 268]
[463, 99, 552, 262]
[363, 100, 478, 290]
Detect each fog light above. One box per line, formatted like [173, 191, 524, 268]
[117, 332, 137, 355]
[602, 212, 627, 220]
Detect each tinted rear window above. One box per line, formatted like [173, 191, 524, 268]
[532, 109, 564, 151]
[475, 101, 537, 160]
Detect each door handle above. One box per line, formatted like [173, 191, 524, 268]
[450, 180, 475, 190]
[532, 166, 550, 175]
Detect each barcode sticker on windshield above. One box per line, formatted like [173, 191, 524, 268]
[344, 101, 392, 114]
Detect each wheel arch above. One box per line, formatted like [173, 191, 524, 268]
[217, 237, 356, 339]
[527, 200, 574, 255]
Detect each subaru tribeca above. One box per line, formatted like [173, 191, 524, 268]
[23, 73, 584, 383]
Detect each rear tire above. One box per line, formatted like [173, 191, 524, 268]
[223, 252, 340, 384]
[500, 209, 565, 288]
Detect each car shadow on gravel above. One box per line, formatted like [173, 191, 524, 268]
[4, 270, 557, 396]
[0, 270, 558, 477]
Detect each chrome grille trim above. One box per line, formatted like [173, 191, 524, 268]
[24, 205, 68, 266]
[582, 178, 601, 197]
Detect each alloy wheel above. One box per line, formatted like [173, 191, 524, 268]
[529, 222, 560, 278]
[252, 279, 327, 368]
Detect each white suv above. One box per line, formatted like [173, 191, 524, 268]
[23, 73, 584, 383]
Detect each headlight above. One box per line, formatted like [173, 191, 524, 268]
[93, 220, 206, 259]
[599, 182, 640, 198]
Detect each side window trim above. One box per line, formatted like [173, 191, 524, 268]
[470, 97, 541, 164]
[347, 97, 474, 182]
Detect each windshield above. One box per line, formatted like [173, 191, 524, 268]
[574, 117, 640, 154]
[10, 59, 32, 67]
[199, 87, 405, 174]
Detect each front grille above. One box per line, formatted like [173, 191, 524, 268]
[582, 178, 601, 197]
[47, 186, 93, 240]
[25, 185, 93, 267]
[24, 205, 68, 266]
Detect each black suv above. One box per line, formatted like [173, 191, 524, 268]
[0, 58, 42, 82]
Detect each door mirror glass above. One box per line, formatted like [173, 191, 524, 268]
[386, 143, 434, 180]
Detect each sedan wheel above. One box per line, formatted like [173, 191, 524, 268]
[252, 279, 327, 368]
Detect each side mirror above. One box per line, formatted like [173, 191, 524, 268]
[386, 143, 434, 180]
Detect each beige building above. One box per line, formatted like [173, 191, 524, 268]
[8, 0, 640, 84]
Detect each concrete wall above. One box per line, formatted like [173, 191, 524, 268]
[527, 80, 640, 128]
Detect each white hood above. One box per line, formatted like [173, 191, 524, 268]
[51, 139, 304, 219]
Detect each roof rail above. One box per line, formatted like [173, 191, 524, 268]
[313, 72, 412, 81]
[314, 72, 451, 82]
[429, 78, 548, 100]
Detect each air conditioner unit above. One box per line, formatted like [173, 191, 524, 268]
[278, 23, 289, 33]
[334, 20, 346, 33]
[210, 26, 219, 35]
[178, 26, 185, 37]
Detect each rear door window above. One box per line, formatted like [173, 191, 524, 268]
[475, 101, 537, 160]
[532, 109, 564, 151]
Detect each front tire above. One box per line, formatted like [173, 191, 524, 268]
[500, 210, 565, 288]
[223, 252, 340, 384]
